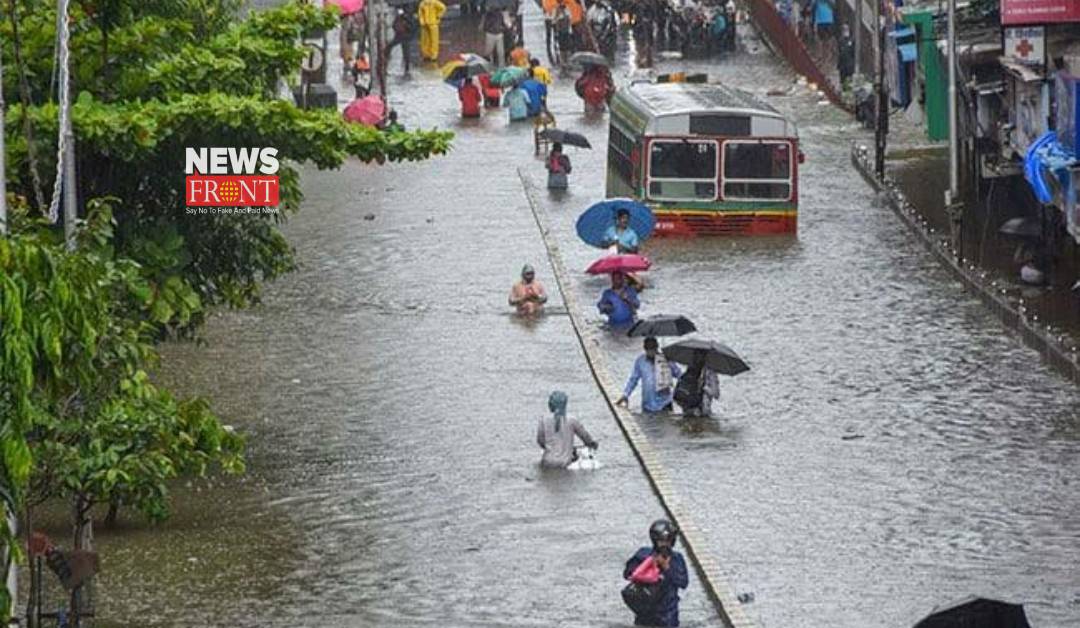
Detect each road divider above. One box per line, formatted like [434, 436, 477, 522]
[517, 168, 756, 628]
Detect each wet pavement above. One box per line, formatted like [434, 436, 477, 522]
[35, 3, 1080, 627]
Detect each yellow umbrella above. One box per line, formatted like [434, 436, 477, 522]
[440, 59, 466, 79]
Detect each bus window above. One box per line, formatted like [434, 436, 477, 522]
[647, 139, 718, 201]
[722, 141, 792, 201]
[608, 124, 636, 187]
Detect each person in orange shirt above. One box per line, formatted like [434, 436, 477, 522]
[509, 265, 548, 316]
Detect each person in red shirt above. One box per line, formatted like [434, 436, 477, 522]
[575, 64, 615, 113]
[477, 73, 502, 108]
[458, 78, 482, 117]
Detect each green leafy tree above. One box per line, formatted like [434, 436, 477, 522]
[2, 0, 453, 327]
[1, 202, 244, 622]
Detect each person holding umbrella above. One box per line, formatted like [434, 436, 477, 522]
[604, 208, 640, 254]
[616, 337, 682, 413]
[546, 142, 573, 189]
[597, 271, 640, 327]
[458, 77, 483, 118]
[673, 352, 719, 417]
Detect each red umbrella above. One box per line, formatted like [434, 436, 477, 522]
[586, 254, 651, 275]
[326, 0, 365, 15]
[343, 95, 386, 127]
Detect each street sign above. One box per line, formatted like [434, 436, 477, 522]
[1003, 25, 1046, 68]
[1001, 0, 1080, 25]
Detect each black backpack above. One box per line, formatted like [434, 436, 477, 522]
[673, 368, 703, 408]
[621, 580, 662, 615]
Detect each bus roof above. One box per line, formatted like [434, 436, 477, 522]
[611, 81, 797, 138]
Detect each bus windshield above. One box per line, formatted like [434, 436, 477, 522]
[722, 141, 792, 201]
[648, 140, 718, 201]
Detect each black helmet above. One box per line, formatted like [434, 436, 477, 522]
[648, 519, 678, 547]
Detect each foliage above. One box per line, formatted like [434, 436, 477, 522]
[0, 1, 451, 619]
[2, 0, 453, 325]
[1, 202, 243, 564]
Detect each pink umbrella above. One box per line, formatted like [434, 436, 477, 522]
[343, 95, 386, 127]
[326, 0, 365, 15]
[586, 254, 651, 275]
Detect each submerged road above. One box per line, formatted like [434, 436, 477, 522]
[79, 3, 1080, 627]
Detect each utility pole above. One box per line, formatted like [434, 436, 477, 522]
[1, 44, 8, 236]
[62, 112, 76, 251]
[946, 0, 960, 247]
[873, 0, 888, 177]
[854, 0, 862, 79]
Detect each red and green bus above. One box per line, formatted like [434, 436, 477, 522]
[606, 79, 801, 236]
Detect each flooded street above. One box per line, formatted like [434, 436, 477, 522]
[68, 3, 1080, 627]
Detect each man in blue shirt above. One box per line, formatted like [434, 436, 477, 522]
[520, 74, 548, 117]
[616, 337, 682, 413]
[603, 208, 640, 253]
[597, 271, 639, 327]
[623, 519, 689, 627]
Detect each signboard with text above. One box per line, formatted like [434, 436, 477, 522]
[1001, 0, 1080, 25]
[1003, 26, 1046, 68]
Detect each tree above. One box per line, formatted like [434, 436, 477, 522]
[1, 0, 453, 328]
[1, 201, 244, 623]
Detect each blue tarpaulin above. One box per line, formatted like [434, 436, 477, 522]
[899, 43, 917, 62]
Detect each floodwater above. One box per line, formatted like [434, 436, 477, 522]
[34, 3, 1080, 627]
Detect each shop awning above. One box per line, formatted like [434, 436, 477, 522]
[1000, 58, 1044, 82]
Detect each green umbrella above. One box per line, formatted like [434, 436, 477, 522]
[491, 66, 527, 87]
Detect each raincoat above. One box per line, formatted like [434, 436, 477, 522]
[520, 79, 547, 117]
[531, 64, 553, 85]
[623, 548, 689, 627]
[506, 87, 529, 120]
[418, 0, 446, 60]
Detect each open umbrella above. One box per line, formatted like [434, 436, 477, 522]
[662, 339, 749, 376]
[490, 66, 527, 87]
[576, 199, 656, 249]
[627, 315, 697, 337]
[441, 57, 493, 82]
[570, 51, 609, 67]
[327, 0, 365, 15]
[999, 217, 1041, 239]
[586, 254, 651, 275]
[913, 597, 1031, 628]
[343, 95, 385, 127]
[538, 129, 591, 149]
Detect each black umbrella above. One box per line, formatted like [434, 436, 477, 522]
[662, 339, 749, 376]
[999, 217, 1041, 239]
[538, 128, 592, 149]
[570, 51, 609, 68]
[913, 597, 1031, 628]
[627, 315, 697, 337]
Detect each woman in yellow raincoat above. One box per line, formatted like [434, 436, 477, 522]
[418, 0, 447, 61]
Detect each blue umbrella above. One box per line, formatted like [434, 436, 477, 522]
[575, 199, 656, 249]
